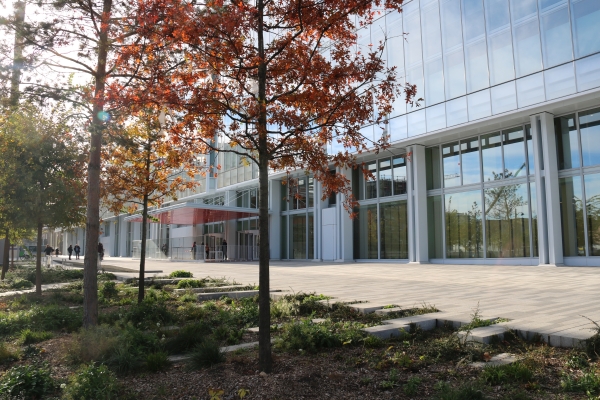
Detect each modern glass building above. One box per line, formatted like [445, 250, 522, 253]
[60, 0, 600, 267]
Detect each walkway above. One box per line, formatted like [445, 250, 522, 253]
[76, 258, 600, 340]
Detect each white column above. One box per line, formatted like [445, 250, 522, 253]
[410, 145, 429, 263]
[313, 180, 322, 261]
[269, 179, 282, 260]
[531, 112, 563, 266]
[336, 167, 354, 261]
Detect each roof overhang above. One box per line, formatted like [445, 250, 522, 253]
[123, 202, 260, 225]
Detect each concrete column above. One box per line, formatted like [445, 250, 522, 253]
[410, 145, 429, 263]
[313, 180, 322, 261]
[269, 179, 282, 259]
[336, 167, 354, 261]
[531, 112, 563, 266]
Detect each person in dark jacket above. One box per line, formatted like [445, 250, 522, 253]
[67, 245, 73, 260]
[98, 242, 104, 261]
[74, 244, 81, 260]
[44, 244, 53, 256]
[55, 247, 59, 256]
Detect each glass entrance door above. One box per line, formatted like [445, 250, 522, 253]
[237, 231, 259, 260]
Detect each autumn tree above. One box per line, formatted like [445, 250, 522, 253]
[102, 107, 203, 303]
[0, 103, 87, 294]
[2, 0, 145, 326]
[116, 0, 416, 371]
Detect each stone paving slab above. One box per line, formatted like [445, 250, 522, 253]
[458, 325, 506, 344]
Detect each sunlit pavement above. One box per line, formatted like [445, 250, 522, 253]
[94, 257, 600, 335]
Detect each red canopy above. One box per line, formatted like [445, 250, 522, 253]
[125, 203, 259, 225]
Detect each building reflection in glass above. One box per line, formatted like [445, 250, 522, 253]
[445, 190, 483, 258]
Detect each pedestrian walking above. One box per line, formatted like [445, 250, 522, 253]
[205, 243, 210, 260]
[67, 245, 73, 260]
[222, 239, 227, 260]
[191, 242, 197, 260]
[74, 244, 81, 260]
[98, 242, 104, 261]
[44, 244, 53, 256]
[55, 247, 60, 256]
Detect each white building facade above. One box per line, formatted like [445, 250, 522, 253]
[62, 0, 600, 267]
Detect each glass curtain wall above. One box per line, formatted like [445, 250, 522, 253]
[353, 154, 409, 260]
[555, 107, 600, 258]
[280, 177, 315, 259]
[426, 124, 538, 259]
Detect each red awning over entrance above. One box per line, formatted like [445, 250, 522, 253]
[124, 203, 259, 225]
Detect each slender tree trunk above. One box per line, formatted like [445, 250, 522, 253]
[138, 194, 148, 303]
[83, 0, 113, 328]
[256, 0, 272, 373]
[36, 222, 42, 295]
[1, 230, 9, 280]
[9, 1, 25, 108]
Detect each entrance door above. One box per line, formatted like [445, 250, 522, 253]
[237, 231, 259, 261]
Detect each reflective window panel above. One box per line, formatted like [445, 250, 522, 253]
[443, 142, 461, 187]
[426, 146, 442, 190]
[468, 89, 491, 121]
[503, 127, 527, 178]
[392, 156, 408, 195]
[280, 216, 288, 259]
[441, 0, 466, 99]
[428, 195, 444, 258]
[580, 108, 600, 167]
[512, 16, 543, 77]
[485, 183, 531, 257]
[585, 173, 600, 256]
[540, 3, 573, 68]
[526, 125, 535, 173]
[291, 214, 307, 259]
[365, 161, 378, 199]
[387, 11, 407, 117]
[559, 176, 585, 256]
[389, 115, 408, 142]
[491, 81, 517, 114]
[308, 213, 314, 259]
[576, 53, 600, 92]
[426, 103, 447, 132]
[380, 201, 409, 259]
[354, 203, 379, 259]
[461, 137, 482, 185]
[554, 114, 580, 169]
[487, 28, 515, 85]
[516, 72, 545, 108]
[510, 0, 537, 22]
[530, 182, 539, 256]
[481, 132, 504, 181]
[408, 109, 427, 136]
[445, 190, 484, 258]
[544, 62, 576, 100]
[379, 158, 393, 197]
[446, 96, 469, 126]
[404, 4, 423, 68]
[571, 0, 600, 58]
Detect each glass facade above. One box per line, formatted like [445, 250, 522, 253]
[340, 0, 600, 144]
[427, 123, 538, 260]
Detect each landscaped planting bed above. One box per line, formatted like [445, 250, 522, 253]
[0, 272, 597, 399]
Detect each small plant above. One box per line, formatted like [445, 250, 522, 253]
[178, 292, 197, 303]
[189, 339, 225, 369]
[403, 376, 421, 396]
[146, 351, 171, 372]
[63, 363, 120, 400]
[383, 304, 399, 309]
[380, 368, 400, 390]
[0, 342, 17, 364]
[363, 335, 383, 348]
[165, 322, 210, 354]
[0, 363, 56, 399]
[433, 382, 486, 400]
[480, 362, 534, 385]
[176, 279, 205, 289]
[275, 320, 365, 353]
[392, 351, 413, 368]
[169, 270, 193, 278]
[19, 329, 53, 345]
[100, 281, 119, 298]
[10, 279, 34, 290]
[566, 352, 590, 369]
[561, 369, 600, 394]
[203, 300, 218, 311]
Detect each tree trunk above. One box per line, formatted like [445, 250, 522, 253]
[1, 230, 9, 280]
[9, 1, 25, 107]
[83, 0, 113, 328]
[138, 194, 148, 304]
[256, 0, 272, 373]
[36, 222, 42, 295]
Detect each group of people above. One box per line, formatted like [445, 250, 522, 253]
[191, 240, 228, 260]
[44, 244, 81, 260]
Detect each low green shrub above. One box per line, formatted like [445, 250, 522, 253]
[560, 369, 600, 394]
[275, 319, 365, 353]
[20, 329, 53, 345]
[165, 322, 211, 354]
[65, 325, 121, 365]
[403, 376, 421, 396]
[100, 281, 119, 298]
[0, 363, 56, 399]
[146, 351, 171, 372]
[98, 273, 118, 281]
[63, 363, 120, 400]
[169, 270, 193, 278]
[105, 345, 143, 374]
[363, 335, 383, 348]
[178, 293, 197, 303]
[0, 304, 82, 336]
[188, 339, 225, 369]
[122, 299, 175, 329]
[176, 279, 204, 289]
[433, 382, 487, 400]
[10, 279, 34, 290]
[480, 362, 534, 385]
[24, 267, 84, 285]
[0, 342, 17, 364]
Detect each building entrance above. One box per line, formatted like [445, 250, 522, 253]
[237, 230, 259, 261]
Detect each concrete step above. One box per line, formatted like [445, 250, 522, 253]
[173, 285, 248, 294]
[458, 325, 507, 344]
[382, 313, 439, 331]
[196, 289, 282, 301]
[362, 323, 410, 339]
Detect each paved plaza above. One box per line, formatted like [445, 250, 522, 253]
[89, 257, 600, 340]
